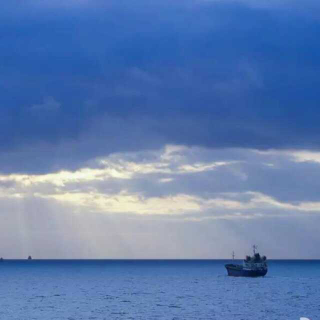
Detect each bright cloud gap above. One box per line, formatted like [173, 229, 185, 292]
[1, 146, 320, 219]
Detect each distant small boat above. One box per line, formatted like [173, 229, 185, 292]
[225, 245, 268, 277]
[28, 256, 32, 260]
[0, 257, 3, 262]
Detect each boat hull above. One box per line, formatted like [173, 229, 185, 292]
[225, 264, 267, 277]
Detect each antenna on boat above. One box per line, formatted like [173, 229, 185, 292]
[232, 251, 235, 260]
[253, 245, 257, 255]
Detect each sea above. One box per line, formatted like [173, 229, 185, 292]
[0, 260, 319, 320]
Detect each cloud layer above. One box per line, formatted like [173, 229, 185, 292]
[1, 145, 320, 258]
[1, 0, 320, 173]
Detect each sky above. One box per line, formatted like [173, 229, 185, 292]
[1, 0, 320, 259]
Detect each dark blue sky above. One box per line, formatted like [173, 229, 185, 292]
[1, 0, 320, 173]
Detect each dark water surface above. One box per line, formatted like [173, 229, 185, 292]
[0, 260, 318, 319]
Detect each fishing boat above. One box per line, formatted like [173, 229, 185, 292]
[225, 245, 268, 277]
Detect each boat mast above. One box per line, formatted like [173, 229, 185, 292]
[253, 245, 257, 255]
[232, 251, 235, 260]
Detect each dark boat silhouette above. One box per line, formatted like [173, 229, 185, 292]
[225, 245, 268, 277]
[28, 256, 32, 260]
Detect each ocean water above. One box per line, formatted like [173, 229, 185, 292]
[0, 260, 319, 320]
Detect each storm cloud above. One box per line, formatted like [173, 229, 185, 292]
[1, 0, 320, 173]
